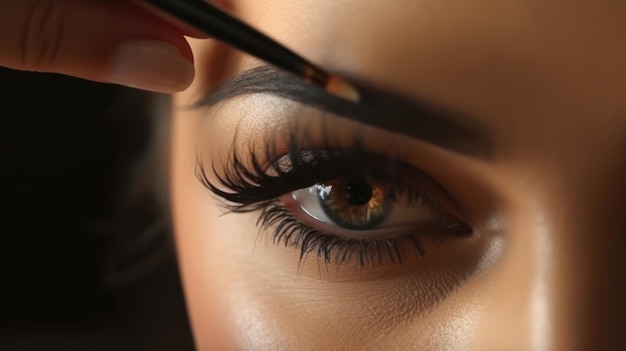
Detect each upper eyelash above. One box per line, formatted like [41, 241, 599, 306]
[196, 135, 444, 213]
[196, 136, 366, 211]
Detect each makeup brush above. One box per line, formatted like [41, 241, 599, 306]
[139, 0, 360, 103]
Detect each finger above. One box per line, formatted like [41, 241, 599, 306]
[0, 0, 195, 93]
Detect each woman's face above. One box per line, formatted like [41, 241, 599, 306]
[171, 0, 626, 349]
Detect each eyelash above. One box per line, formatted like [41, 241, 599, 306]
[196, 136, 470, 268]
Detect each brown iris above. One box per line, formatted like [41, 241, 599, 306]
[319, 179, 391, 229]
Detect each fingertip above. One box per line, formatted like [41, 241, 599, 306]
[105, 40, 195, 94]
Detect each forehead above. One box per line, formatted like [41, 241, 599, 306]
[232, 0, 626, 149]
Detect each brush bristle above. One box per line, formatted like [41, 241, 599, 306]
[326, 75, 361, 103]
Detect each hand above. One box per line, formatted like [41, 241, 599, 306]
[0, 0, 197, 93]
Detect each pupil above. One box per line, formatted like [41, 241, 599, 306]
[344, 181, 373, 206]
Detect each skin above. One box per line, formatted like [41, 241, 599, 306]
[171, 0, 626, 350]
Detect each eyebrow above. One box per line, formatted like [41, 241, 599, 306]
[196, 65, 494, 159]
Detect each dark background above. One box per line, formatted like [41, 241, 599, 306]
[0, 68, 195, 350]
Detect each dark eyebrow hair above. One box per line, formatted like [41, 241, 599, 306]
[196, 65, 494, 159]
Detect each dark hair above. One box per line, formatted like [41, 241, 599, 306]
[98, 90, 174, 288]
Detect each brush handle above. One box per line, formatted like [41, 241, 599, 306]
[140, 0, 328, 82]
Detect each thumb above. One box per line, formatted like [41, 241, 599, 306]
[0, 0, 195, 93]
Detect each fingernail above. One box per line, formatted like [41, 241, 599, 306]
[106, 40, 195, 93]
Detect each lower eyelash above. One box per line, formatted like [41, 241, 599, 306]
[257, 200, 435, 268]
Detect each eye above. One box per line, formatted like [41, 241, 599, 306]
[289, 173, 466, 237]
[292, 180, 391, 230]
[198, 141, 473, 267]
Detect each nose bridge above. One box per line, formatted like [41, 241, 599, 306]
[523, 169, 626, 351]
[542, 197, 626, 350]
[473, 157, 626, 351]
